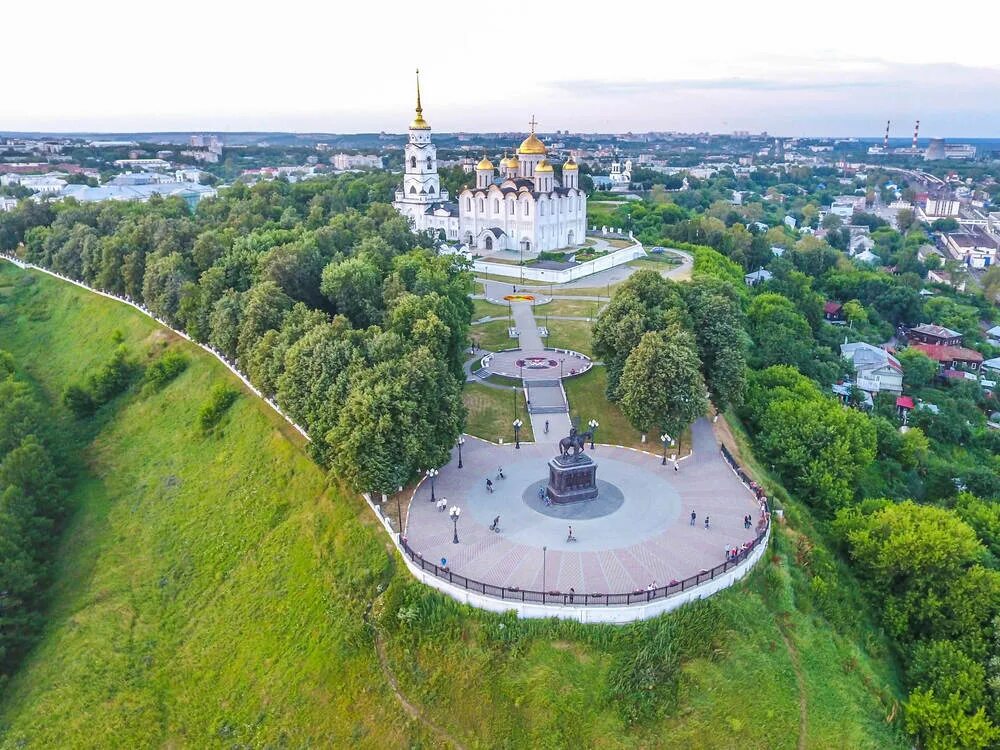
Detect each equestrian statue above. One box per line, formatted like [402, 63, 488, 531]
[559, 426, 593, 460]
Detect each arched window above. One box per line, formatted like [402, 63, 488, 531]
[479, 199, 484, 212]
[466, 197, 471, 211]
[410, 156, 416, 169]
[426, 156, 432, 169]
[409, 185, 416, 194]
[493, 199, 499, 213]
[428, 185, 435, 194]
[524, 202, 529, 216]
[508, 201, 514, 215]
[540, 203, 545, 216]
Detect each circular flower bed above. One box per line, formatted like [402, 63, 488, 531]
[502, 294, 535, 302]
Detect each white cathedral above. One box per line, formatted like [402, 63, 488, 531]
[393, 72, 587, 256]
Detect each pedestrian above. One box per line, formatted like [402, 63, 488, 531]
[673, 457, 679, 473]
[544, 419, 549, 434]
[704, 515, 710, 530]
[646, 582, 655, 601]
[486, 477, 494, 493]
[567, 525, 576, 542]
[440, 557, 447, 569]
[490, 515, 500, 532]
[724, 547, 731, 561]
[497, 466, 505, 479]
[690, 510, 696, 526]
[568, 587, 575, 604]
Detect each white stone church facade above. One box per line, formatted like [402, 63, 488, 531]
[392, 74, 586, 255]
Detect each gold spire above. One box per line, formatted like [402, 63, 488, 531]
[410, 68, 431, 130]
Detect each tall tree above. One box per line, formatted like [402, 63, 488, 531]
[617, 327, 708, 438]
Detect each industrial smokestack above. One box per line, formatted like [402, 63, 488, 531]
[884, 119, 890, 149]
[913, 120, 920, 150]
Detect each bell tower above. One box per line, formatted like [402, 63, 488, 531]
[397, 69, 446, 206]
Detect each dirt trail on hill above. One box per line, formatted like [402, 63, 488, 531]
[364, 551, 468, 750]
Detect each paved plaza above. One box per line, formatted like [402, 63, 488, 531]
[405, 419, 761, 595]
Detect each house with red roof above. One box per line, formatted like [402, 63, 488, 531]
[823, 301, 844, 322]
[910, 343, 984, 371]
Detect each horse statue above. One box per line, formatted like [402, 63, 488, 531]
[559, 426, 593, 459]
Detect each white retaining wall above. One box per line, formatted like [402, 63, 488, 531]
[474, 243, 645, 284]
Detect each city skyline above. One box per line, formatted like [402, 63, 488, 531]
[4, 1, 1000, 137]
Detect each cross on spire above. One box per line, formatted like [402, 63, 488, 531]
[529, 114, 538, 133]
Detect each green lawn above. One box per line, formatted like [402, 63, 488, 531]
[546, 319, 595, 357]
[564, 367, 659, 451]
[537, 298, 604, 319]
[462, 382, 534, 443]
[470, 318, 516, 351]
[472, 297, 510, 320]
[0, 263, 908, 750]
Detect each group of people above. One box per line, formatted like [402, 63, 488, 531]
[485, 466, 504, 493]
[689, 510, 710, 529]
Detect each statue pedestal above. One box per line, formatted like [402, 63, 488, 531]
[547, 454, 598, 504]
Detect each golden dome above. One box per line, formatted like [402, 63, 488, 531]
[518, 132, 547, 155]
[535, 159, 554, 173]
[563, 157, 578, 170]
[500, 153, 518, 169]
[476, 156, 494, 171]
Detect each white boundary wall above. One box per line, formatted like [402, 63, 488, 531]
[474, 243, 645, 284]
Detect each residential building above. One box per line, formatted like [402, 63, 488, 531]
[823, 301, 844, 322]
[944, 229, 999, 268]
[907, 324, 963, 347]
[332, 153, 383, 170]
[925, 198, 960, 217]
[744, 269, 772, 286]
[840, 341, 903, 394]
[910, 343, 984, 371]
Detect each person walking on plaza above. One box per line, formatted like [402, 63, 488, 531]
[673, 457, 679, 473]
[567, 525, 576, 542]
[690, 510, 697, 526]
[704, 515, 710, 530]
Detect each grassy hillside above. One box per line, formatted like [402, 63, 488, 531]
[0, 263, 908, 749]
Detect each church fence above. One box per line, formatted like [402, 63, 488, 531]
[474, 243, 645, 284]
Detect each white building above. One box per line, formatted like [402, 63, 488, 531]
[393, 73, 586, 255]
[925, 198, 960, 217]
[609, 159, 632, 186]
[841, 341, 903, 394]
[0, 196, 18, 212]
[332, 153, 383, 171]
[2, 173, 67, 194]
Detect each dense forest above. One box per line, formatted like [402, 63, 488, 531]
[0, 351, 69, 681]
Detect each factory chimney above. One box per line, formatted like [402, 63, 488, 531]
[912, 120, 920, 150]
[884, 120, 890, 149]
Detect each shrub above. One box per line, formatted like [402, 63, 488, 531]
[86, 345, 135, 404]
[144, 351, 188, 391]
[62, 384, 95, 418]
[198, 384, 239, 432]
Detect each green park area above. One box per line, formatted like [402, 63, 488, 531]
[462, 381, 534, 444]
[546, 319, 595, 357]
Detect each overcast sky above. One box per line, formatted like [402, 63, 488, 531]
[4, 0, 1000, 137]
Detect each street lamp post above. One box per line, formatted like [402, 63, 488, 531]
[542, 545, 547, 594]
[426, 468, 439, 502]
[457, 436, 465, 469]
[660, 433, 670, 465]
[560, 358, 564, 378]
[395, 485, 403, 536]
[513, 418, 523, 449]
[588, 419, 599, 449]
[449, 505, 461, 544]
[512, 385, 518, 420]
